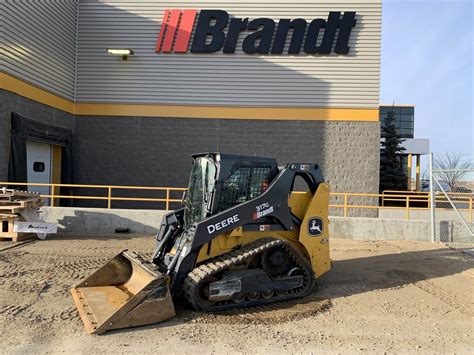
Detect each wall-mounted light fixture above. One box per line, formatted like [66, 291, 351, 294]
[106, 48, 134, 60]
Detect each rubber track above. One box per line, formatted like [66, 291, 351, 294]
[183, 237, 315, 311]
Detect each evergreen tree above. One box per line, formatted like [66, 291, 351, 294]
[379, 110, 407, 192]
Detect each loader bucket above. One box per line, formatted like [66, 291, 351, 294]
[71, 250, 175, 335]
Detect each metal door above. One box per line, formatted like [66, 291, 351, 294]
[26, 140, 52, 202]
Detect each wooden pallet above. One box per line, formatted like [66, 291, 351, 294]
[0, 217, 35, 242]
[0, 188, 41, 198]
[0, 213, 17, 218]
[0, 207, 23, 214]
[0, 188, 42, 214]
[0, 188, 42, 241]
[0, 200, 42, 212]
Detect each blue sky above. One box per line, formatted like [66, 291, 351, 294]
[380, 0, 473, 158]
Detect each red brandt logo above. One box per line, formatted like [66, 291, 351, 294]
[155, 9, 356, 55]
[156, 9, 197, 53]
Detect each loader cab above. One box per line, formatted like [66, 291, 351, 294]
[183, 153, 278, 229]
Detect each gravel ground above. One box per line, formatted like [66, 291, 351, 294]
[0, 236, 472, 354]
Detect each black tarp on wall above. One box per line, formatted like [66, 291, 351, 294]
[8, 112, 74, 205]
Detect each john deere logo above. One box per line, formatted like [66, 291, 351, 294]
[156, 9, 357, 55]
[308, 217, 324, 237]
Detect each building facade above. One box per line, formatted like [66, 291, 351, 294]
[1, 0, 382, 204]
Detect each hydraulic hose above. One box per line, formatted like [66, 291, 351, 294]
[152, 225, 176, 262]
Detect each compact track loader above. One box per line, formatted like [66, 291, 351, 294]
[71, 153, 331, 334]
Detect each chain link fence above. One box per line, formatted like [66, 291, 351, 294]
[430, 154, 474, 252]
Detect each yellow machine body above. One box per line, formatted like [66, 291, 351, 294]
[196, 183, 331, 277]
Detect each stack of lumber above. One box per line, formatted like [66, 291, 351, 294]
[0, 187, 42, 241]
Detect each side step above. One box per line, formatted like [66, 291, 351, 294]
[71, 251, 176, 335]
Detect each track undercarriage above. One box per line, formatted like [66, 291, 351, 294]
[184, 238, 315, 311]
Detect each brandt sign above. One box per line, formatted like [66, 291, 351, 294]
[156, 9, 357, 55]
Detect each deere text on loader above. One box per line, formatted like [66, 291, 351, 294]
[71, 153, 331, 334]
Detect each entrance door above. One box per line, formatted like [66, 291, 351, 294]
[26, 140, 52, 203]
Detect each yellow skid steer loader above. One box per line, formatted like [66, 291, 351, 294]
[71, 153, 331, 334]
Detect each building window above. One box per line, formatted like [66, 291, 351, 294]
[380, 105, 415, 139]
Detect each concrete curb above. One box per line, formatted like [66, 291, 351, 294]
[23, 207, 470, 243]
[27, 207, 168, 236]
[329, 216, 432, 241]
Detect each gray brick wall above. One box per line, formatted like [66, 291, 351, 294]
[0, 90, 380, 213]
[73, 116, 218, 187]
[74, 116, 380, 193]
[0, 89, 75, 182]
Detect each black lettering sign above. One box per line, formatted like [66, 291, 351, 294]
[304, 12, 341, 54]
[224, 18, 249, 53]
[242, 18, 275, 54]
[188, 10, 357, 55]
[271, 19, 307, 54]
[191, 10, 228, 53]
[335, 11, 357, 54]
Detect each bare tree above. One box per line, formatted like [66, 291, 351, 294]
[420, 168, 430, 190]
[434, 153, 473, 190]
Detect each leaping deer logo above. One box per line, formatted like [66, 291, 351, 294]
[310, 220, 321, 233]
[308, 217, 323, 236]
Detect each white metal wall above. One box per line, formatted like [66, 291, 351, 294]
[1, 0, 78, 100]
[77, 0, 381, 108]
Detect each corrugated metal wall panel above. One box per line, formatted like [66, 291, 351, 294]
[76, 0, 381, 108]
[1, 0, 77, 100]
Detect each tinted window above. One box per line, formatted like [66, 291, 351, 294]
[400, 107, 414, 114]
[218, 166, 275, 211]
[400, 121, 413, 129]
[184, 158, 217, 229]
[400, 114, 414, 122]
[33, 162, 45, 172]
